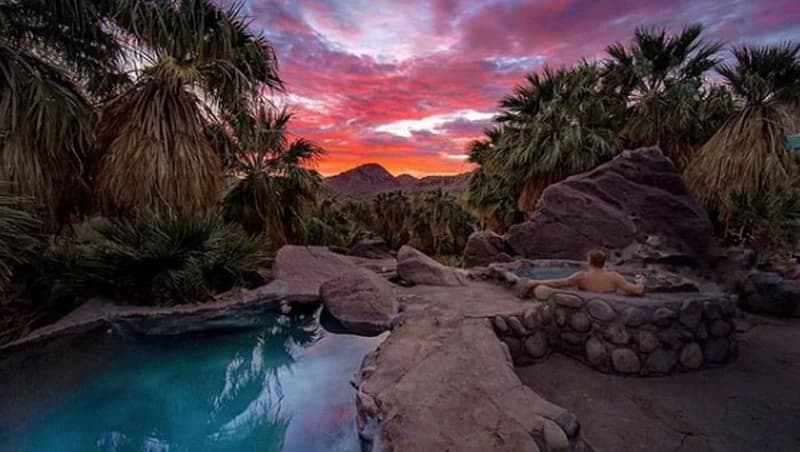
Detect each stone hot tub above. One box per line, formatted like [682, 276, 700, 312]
[490, 285, 738, 376]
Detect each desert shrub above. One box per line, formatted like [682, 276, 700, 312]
[725, 185, 800, 257]
[42, 213, 268, 305]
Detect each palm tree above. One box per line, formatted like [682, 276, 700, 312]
[372, 191, 411, 249]
[0, 190, 41, 292]
[410, 189, 474, 255]
[222, 104, 325, 245]
[94, 0, 281, 216]
[491, 63, 622, 212]
[604, 24, 723, 167]
[464, 129, 522, 232]
[686, 42, 800, 227]
[0, 0, 121, 224]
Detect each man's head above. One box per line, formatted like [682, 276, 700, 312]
[587, 249, 607, 269]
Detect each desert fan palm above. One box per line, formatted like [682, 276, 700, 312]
[493, 63, 621, 212]
[604, 24, 722, 167]
[0, 191, 40, 292]
[95, 0, 281, 216]
[222, 105, 325, 245]
[686, 42, 800, 224]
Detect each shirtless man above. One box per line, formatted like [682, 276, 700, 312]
[522, 249, 646, 295]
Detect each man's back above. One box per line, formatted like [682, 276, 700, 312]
[574, 269, 625, 293]
[572, 269, 645, 295]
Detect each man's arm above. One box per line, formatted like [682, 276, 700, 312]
[536, 271, 583, 289]
[613, 272, 646, 295]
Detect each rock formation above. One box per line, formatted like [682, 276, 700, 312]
[463, 230, 514, 267]
[397, 245, 467, 286]
[506, 148, 714, 265]
[320, 270, 400, 335]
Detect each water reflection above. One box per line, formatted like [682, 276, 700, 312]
[1, 310, 381, 452]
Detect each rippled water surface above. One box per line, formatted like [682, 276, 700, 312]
[0, 311, 383, 452]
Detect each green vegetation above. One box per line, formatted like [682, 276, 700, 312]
[221, 104, 325, 245]
[298, 189, 476, 258]
[43, 214, 267, 305]
[0, 191, 40, 292]
[467, 24, 800, 253]
[686, 43, 800, 243]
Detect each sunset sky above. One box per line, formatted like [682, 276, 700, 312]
[243, 0, 800, 176]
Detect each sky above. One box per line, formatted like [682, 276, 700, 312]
[241, 0, 800, 177]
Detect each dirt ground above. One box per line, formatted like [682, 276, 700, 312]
[517, 316, 800, 452]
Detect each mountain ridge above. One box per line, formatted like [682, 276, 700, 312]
[324, 163, 471, 198]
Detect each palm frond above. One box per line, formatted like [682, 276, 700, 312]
[0, 190, 41, 292]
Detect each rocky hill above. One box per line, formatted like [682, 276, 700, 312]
[325, 163, 470, 198]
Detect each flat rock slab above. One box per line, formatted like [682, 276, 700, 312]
[1, 281, 288, 351]
[356, 286, 591, 451]
[517, 318, 800, 452]
[273, 245, 362, 302]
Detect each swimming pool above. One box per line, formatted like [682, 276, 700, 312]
[0, 310, 383, 452]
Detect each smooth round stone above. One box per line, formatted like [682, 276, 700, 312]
[611, 348, 642, 374]
[653, 307, 677, 326]
[604, 323, 631, 345]
[585, 337, 608, 366]
[709, 319, 732, 337]
[534, 284, 557, 301]
[555, 309, 567, 326]
[587, 299, 615, 321]
[569, 312, 591, 332]
[523, 307, 540, 330]
[507, 316, 527, 336]
[540, 305, 554, 323]
[553, 292, 585, 308]
[657, 326, 693, 348]
[679, 301, 702, 328]
[493, 316, 509, 333]
[646, 348, 677, 373]
[525, 331, 548, 358]
[543, 421, 570, 451]
[679, 342, 704, 369]
[623, 307, 649, 327]
[704, 337, 730, 363]
[637, 330, 659, 353]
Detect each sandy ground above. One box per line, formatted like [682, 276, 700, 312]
[517, 316, 800, 452]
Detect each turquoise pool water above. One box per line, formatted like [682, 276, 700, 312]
[0, 311, 383, 452]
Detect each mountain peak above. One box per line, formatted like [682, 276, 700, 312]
[325, 163, 469, 198]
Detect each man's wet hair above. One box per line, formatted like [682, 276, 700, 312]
[587, 249, 607, 268]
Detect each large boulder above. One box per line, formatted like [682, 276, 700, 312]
[273, 246, 360, 303]
[506, 148, 713, 264]
[320, 270, 399, 335]
[463, 230, 514, 267]
[736, 272, 800, 317]
[396, 246, 467, 286]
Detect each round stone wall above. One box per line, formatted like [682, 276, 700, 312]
[492, 286, 738, 376]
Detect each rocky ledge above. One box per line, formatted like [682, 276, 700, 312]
[355, 283, 593, 452]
